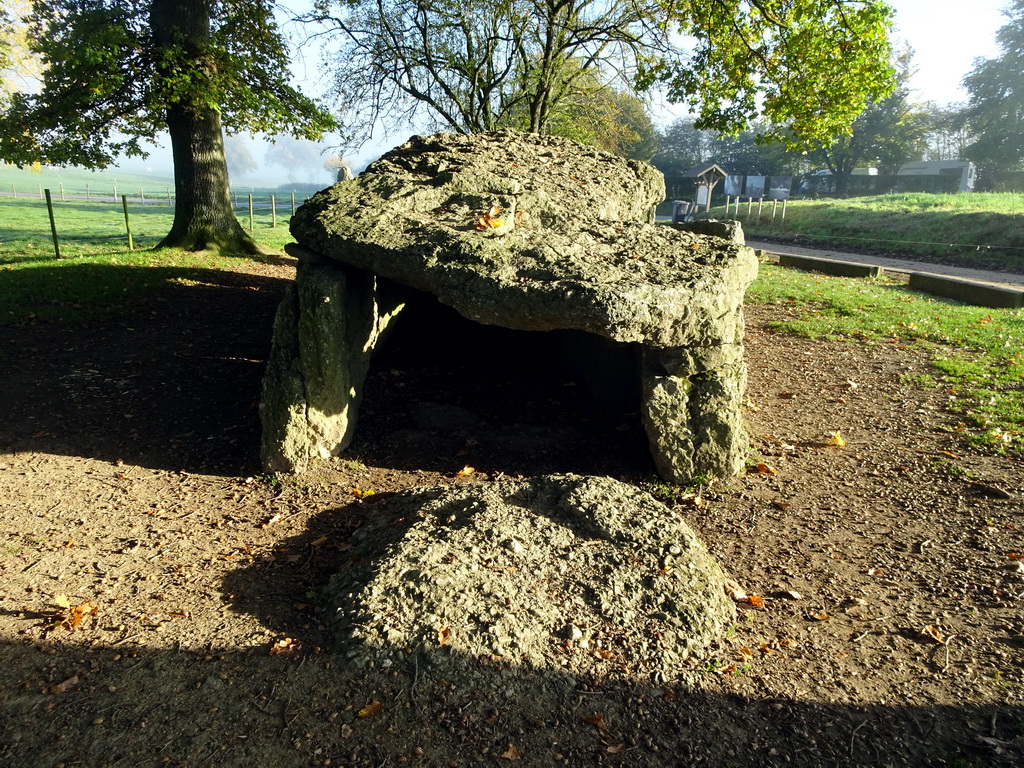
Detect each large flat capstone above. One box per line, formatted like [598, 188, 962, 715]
[262, 130, 758, 481]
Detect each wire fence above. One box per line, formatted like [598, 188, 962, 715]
[1, 187, 309, 258]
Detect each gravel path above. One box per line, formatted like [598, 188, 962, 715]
[747, 238, 1024, 288]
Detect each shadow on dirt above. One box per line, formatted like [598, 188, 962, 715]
[0, 264, 291, 475]
[3, 630, 1019, 767]
[1, 272, 655, 479]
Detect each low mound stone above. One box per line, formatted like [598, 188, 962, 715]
[325, 474, 736, 687]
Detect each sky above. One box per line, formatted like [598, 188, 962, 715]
[115, 0, 1013, 181]
[889, 0, 1008, 104]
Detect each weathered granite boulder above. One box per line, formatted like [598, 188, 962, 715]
[325, 474, 736, 684]
[262, 130, 758, 481]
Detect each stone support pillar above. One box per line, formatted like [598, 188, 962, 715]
[260, 251, 407, 472]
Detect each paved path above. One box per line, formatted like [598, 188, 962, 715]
[748, 239, 1024, 289]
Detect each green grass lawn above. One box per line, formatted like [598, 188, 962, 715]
[720, 192, 1024, 272]
[0, 196, 294, 323]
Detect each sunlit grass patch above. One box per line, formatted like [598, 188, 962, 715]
[748, 263, 1024, 453]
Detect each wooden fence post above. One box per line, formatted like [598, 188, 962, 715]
[121, 195, 134, 251]
[44, 189, 61, 259]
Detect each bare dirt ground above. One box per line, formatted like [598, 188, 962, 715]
[1, 255, 1023, 767]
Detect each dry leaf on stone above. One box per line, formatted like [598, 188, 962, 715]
[358, 701, 384, 717]
[475, 205, 505, 231]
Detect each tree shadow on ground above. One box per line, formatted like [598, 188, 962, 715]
[0, 263, 291, 475]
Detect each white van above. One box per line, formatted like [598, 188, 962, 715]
[897, 160, 976, 193]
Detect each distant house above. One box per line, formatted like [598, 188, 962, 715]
[897, 160, 976, 193]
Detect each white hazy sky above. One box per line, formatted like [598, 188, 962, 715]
[889, 0, 1008, 104]
[121, 0, 1014, 177]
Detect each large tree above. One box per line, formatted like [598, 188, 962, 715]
[310, 0, 894, 149]
[0, 0, 336, 254]
[806, 49, 926, 191]
[961, 0, 1024, 172]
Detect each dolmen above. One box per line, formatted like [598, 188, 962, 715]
[260, 130, 758, 483]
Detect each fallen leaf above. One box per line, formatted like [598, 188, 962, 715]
[581, 712, 609, 731]
[437, 626, 451, 646]
[64, 601, 98, 630]
[310, 536, 328, 548]
[606, 744, 626, 754]
[456, 465, 475, 477]
[351, 488, 376, 498]
[723, 580, 747, 602]
[54, 594, 71, 609]
[752, 462, 777, 475]
[746, 594, 765, 609]
[778, 590, 803, 600]
[499, 744, 521, 761]
[47, 675, 79, 694]
[358, 700, 384, 717]
[475, 205, 505, 231]
[827, 431, 846, 447]
[919, 625, 945, 644]
[270, 637, 301, 655]
[778, 638, 800, 648]
[810, 613, 830, 622]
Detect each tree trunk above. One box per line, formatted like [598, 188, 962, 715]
[150, 0, 261, 255]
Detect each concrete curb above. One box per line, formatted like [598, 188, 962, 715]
[775, 253, 883, 279]
[908, 272, 1024, 309]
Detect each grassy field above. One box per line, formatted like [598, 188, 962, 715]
[0, 196, 293, 323]
[715, 192, 1024, 272]
[1, 196, 1021, 453]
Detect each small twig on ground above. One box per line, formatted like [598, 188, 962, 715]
[850, 718, 869, 758]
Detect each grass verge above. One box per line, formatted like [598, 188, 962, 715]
[716, 192, 1024, 272]
[747, 262, 1024, 454]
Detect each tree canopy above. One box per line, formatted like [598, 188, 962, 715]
[805, 49, 926, 185]
[961, 0, 1024, 171]
[310, 0, 895, 149]
[0, 0, 336, 253]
